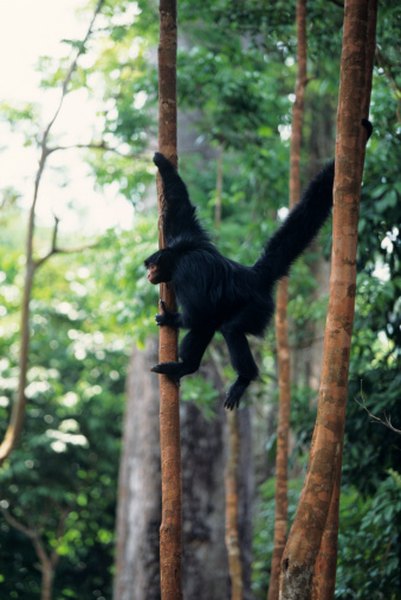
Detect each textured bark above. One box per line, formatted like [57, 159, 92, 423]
[311, 449, 342, 600]
[225, 411, 244, 600]
[291, 97, 335, 397]
[157, 2, 182, 599]
[237, 407, 254, 600]
[312, 2, 377, 598]
[113, 340, 161, 600]
[279, 2, 376, 598]
[268, 2, 307, 598]
[269, 279, 290, 600]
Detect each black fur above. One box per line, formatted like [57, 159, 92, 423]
[145, 121, 371, 409]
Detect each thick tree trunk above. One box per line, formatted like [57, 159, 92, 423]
[181, 400, 229, 599]
[268, 2, 307, 598]
[157, 2, 182, 599]
[114, 353, 241, 600]
[279, 2, 376, 598]
[312, 2, 377, 598]
[113, 340, 161, 600]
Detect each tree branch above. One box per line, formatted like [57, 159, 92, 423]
[356, 396, 401, 435]
[47, 141, 142, 160]
[33, 215, 98, 270]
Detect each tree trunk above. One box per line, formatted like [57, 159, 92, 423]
[181, 399, 229, 599]
[237, 407, 254, 600]
[40, 561, 54, 600]
[225, 411, 244, 600]
[312, 2, 377, 597]
[268, 1, 307, 598]
[279, 1, 376, 598]
[113, 340, 161, 600]
[291, 97, 335, 398]
[157, 2, 182, 599]
[269, 279, 290, 600]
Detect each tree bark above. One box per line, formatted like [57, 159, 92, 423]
[279, 1, 376, 598]
[312, 2, 377, 598]
[40, 561, 55, 600]
[180, 398, 229, 599]
[113, 340, 161, 600]
[268, 2, 307, 598]
[157, 2, 182, 599]
[225, 411, 244, 600]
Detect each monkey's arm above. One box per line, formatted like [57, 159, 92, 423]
[154, 153, 209, 245]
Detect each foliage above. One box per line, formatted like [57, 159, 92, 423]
[0, 0, 400, 596]
[336, 471, 401, 600]
[0, 233, 130, 598]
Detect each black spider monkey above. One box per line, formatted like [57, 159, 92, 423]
[145, 121, 372, 409]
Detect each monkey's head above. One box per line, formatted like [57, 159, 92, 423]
[144, 249, 175, 284]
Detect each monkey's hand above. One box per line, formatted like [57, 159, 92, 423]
[155, 300, 182, 328]
[153, 152, 174, 171]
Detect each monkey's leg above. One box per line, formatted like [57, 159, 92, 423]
[221, 328, 259, 410]
[151, 328, 214, 381]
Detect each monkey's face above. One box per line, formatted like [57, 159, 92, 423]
[146, 263, 162, 284]
[144, 250, 174, 284]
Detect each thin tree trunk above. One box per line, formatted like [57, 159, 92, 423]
[279, 2, 376, 598]
[213, 156, 247, 600]
[269, 280, 290, 600]
[215, 147, 223, 228]
[268, 2, 307, 598]
[312, 2, 377, 598]
[40, 562, 54, 600]
[157, 2, 182, 599]
[225, 411, 244, 600]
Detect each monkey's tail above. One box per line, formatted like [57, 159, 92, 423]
[253, 119, 372, 287]
[253, 161, 335, 286]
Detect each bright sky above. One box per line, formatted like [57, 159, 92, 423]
[0, 0, 134, 235]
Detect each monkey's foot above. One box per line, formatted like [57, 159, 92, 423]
[224, 376, 251, 410]
[224, 392, 241, 411]
[151, 361, 181, 385]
